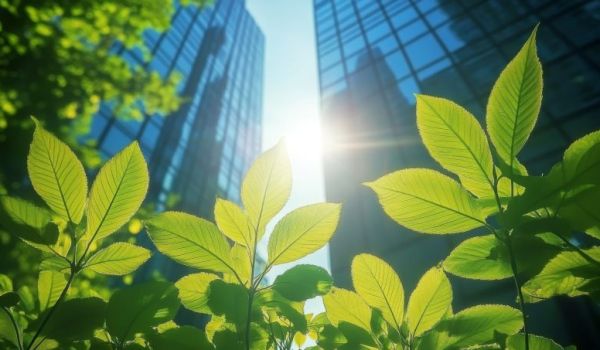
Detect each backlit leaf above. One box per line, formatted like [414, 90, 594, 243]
[106, 281, 179, 342]
[0, 196, 59, 248]
[272, 264, 333, 301]
[506, 333, 564, 350]
[268, 203, 341, 265]
[84, 242, 151, 275]
[86, 142, 148, 242]
[418, 304, 523, 350]
[351, 254, 404, 331]
[0, 307, 21, 347]
[443, 235, 512, 280]
[522, 247, 600, 299]
[416, 95, 494, 198]
[38, 270, 67, 311]
[27, 119, 87, 223]
[214, 198, 253, 247]
[406, 267, 452, 336]
[146, 211, 235, 274]
[487, 26, 542, 166]
[175, 272, 219, 314]
[367, 169, 486, 234]
[241, 141, 292, 235]
[323, 287, 371, 332]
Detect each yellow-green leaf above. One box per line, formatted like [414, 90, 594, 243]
[27, 119, 87, 223]
[406, 267, 452, 336]
[418, 304, 523, 350]
[323, 287, 371, 332]
[229, 244, 251, 286]
[507, 333, 564, 350]
[175, 273, 219, 314]
[84, 242, 151, 275]
[416, 95, 494, 198]
[38, 270, 67, 311]
[267, 203, 341, 265]
[241, 141, 292, 235]
[146, 211, 235, 275]
[443, 235, 512, 280]
[366, 169, 486, 234]
[522, 247, 600, 299]
[86, 142, 148, 242]
[351, 254, 404, 331]
[487, 26, 542, 165]
[214, 198, 253, 247]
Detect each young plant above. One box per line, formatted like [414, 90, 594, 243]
[367, 26, 598, 349]
[0, 120, 152, 349]
[145, 141, 341, 349]
[317, 254, 532, 350]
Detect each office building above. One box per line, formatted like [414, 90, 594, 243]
[314, 0, 600, 346]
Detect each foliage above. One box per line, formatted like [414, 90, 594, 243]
[145, 140, 342, 349]
[367, 26, 597, 349]
[0, 0, 210, 186]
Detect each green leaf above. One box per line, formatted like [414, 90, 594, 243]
[27, 118, 87, 223]
[255, 289, 308, 333]
[38, 270, 67, 311]
[351, 254, 404, 331]
[0, 196, 59, 248]
[272, 264, 333, 301]
[0, 292, 20, 307]
[175, 272, 219, 314]
[206, 279, 249, 329]
[28, 297, 106, 342]
[214, 198, 253, 247]
[241, 141, 292, 235]
[561, 129, 600, 185]
[418, 304, 523, 350]
[406, 267, 452, 336]
[366, 169, 486, 234]
[522, 247, 600, 299]
[0, 274, 12, 294]
[416, 95, 494, 198]
[506, 333, 564, 350]
[323, 287, 371, 332]
[443, 235, 512, 280]
[86, 142, 148, 242]
[146, 211, 236, 275]
[268, 203, 341, 265]
[558, 186, 600, 240]
[148, 326, 214, 350]
[17, 286, 35, 312]
[106, 281, 179, 342]
[84, 242, 151, 275]
[40, 255, 70, 273]
[0, 308, 21, 347]
[486, 26, 542, 165]
[229, 244, 251, 286]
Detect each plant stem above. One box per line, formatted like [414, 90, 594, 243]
[506, 233, 529, 350]
[26, 268, 76, 350]
[2, 306, 22, 350]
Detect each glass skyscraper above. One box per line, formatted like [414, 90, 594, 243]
[89, 0, 264, 216]
[314, 0, 599, 347]
[87, 0, 264, 284]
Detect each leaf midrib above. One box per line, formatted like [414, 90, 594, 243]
[421, 97, 494, 192]
[411, 277, 445, 335]
[363, 262, 402, 331]
[377, 183, 486, 227]
[43, 137, 74, 223]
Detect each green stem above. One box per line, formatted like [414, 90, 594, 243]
[506, 233, 529, 350]
[2, 306, 22, 350]
[26, 267, 76, 350]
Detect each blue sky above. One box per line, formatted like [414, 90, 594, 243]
[246, 0, 329, 314]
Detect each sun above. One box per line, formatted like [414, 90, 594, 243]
[284, 118, 326, 162]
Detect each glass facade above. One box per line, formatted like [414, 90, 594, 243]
[314, 0, 600, 347]
[89, 0, 264, 218]
[87, 0, 264, 287]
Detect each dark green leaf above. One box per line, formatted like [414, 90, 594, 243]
[206, 280, 249, 329]
[27, 297, 106, 342]
[0, 292, 20, 307]
[106, 281, 179, 342]
[148, 326, 213, 350]
[272, 264, 333, 301]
